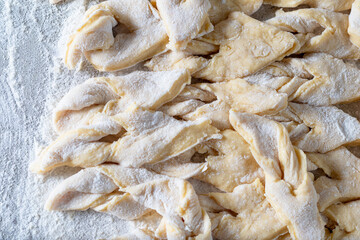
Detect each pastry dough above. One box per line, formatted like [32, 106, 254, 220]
[267, 9, 360, 59]
[196, 79, 288, 115]
[46, 164, 211, 239]
[194, 130, 264, 192]
[230, 110, 324, 240]
[30, 107, 220, 174]
[194, 11, 300, 81]
[263, 0, 354, 11]
[208, 179, 287, 240]
[324, 201, 360, 239]
[65, 0, 168, 71]
[208, 0, 263, 24]
[283, 103, 360, 153]
[349, 0, 360, 48]
[183, 100, 232, 130]
[54, 70, 190, 133]
[145, 51, 209, 75]
[248, 53, 360, 106]
[144, 149, 208, 179]
[155, 0, 212, 50]
[307, 147, 360, 211]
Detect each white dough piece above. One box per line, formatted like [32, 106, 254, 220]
[156, 0, 213, 50]
[307, 147, 360, 211]
[230, 110, 324, 240]
[45, 164, 211, 239]
[65, 0, 168, 71]
[31, 107, 220, 173]
[267, 8, 360, 59]
[53, 70, 190, 133]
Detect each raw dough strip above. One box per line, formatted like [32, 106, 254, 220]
[65, 0, 168, 71]
[206, 179, 288, 240]
[162, 79, 288, 130]
[194, 11, 301, 81]
[230, 110, 324, 240]
[274, 103, 360, 153]
[30, 106, 220, 174]
[307, 147, 360, 211]
[208, 0, 263, 25]
[349, 0, 360, 48]
[323, 200, 360, 239]
[144, 148, 209, 180]
[155, 0, 213, 50]
[263, 0, 354, 11]
[45, 164, 211, 240]
[194, 130, 264, 192]
[195, 79, 288, 115]
[247, 53, 360, 106]
[266, 8, 360, 59]
[145, 51, 210, 75]
[54, 70, 190, 133]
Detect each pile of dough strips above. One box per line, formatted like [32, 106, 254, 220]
[31, 0, 360, 239]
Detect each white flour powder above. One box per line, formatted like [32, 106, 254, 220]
[2, 1, 360, 239]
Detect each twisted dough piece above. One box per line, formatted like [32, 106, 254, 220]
[54, 70, 190, 133]
[208, 0, 263, 24]
[230, 110, 324, 240]
[30, 106, 220, 174]
[194, 130, 264, 192]
[146, 11, 300, 81]
[161, 79, 288, 130]
[307, 147, 360, 211]
[324, 200, 360, 239]
[247, 53, 360, 106]
[206, 179, 287, 240]
[349, 0, 360, 48]
[156, 0, 213, 50]
[271, 103, 360, 153]
[193, 12, 300, 81]
[267, 9, 360, 59]
[65, 0, 168, 71]
[264, 0, 354, 11]
[45, 164, 211, 240]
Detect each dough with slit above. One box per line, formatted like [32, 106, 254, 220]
[230, 110, 324, 240]
[66, 0, 168, 71]
[194, 130, 264, 192]
[307, 147, 360, 211]
[30, 107, 220, 173]
[155, 0, 212, 50]
[267, 9, 360, 59]
[208, 179, 287, 240]
[263, 0, 354, 11]
[194, 11, 300, 81]
[54, 70, 190, 133]
[45, 164, 211, 239]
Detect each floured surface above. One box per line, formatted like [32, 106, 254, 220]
[0, 0, 137, 238]
[3, 1, 360, 239]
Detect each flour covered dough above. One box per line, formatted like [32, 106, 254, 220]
[208, 0, 263, 24]
[194, 130, 264, 192]
[264, 0, 354, 11]
[208, 179, 287, 240]
[230, 111, 324, 240]
[267, 8, 360, 59]
[324, 200, 360, 239]
[282, 103, 360, 153]
[65, 0, 168, 71]
[194, 11, 300, 81]
[31, 107, 220, 174]
[46, 164, 211, 239]
[156, 0, 212, 50]
[53, 70, 190, 133]
[307, 147, 360, 211]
